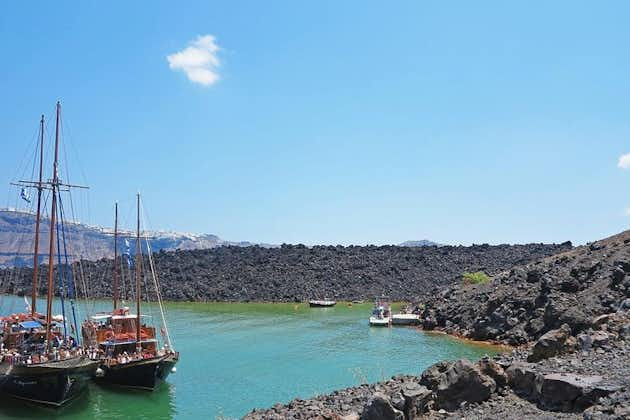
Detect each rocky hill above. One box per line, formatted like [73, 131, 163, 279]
[0, 241, 570, 302]
[418, 230, 630, 345]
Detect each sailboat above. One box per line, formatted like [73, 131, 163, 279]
[0, 102, 99, 406]
[81, 195, 178, 390]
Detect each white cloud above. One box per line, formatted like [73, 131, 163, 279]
[618, 153, 630, 169]
[167, 35, 221, 86]
[624, 208, 630, 217]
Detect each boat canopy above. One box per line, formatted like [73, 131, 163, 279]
[91, 314, 112, 321]
[19, 320, 42, 329]
[90, 314, 150, 321]
[102, 338, 158, 346]
[112, 314, 150, 320]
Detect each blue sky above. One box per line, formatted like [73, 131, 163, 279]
[1, 1, 629, 246]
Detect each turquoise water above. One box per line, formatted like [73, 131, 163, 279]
[0, 296, 501, 419]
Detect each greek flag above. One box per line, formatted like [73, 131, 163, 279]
[124, 239, 133, 268]
[20, 187, 31, 203]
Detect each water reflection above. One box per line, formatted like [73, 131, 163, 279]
[0, 382, 175, 420]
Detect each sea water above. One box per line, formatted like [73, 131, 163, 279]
[0, 296, 501, 419]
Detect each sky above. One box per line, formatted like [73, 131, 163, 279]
[1, 1, 629, 246]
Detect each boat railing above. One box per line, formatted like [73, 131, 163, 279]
[0, 347, 87, 366]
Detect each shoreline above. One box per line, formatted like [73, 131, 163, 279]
[418, 328, 513, 352]
[246, 313, 630, 419]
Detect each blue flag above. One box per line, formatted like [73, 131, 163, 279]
[124, 239, 133, 267]
[20, 187, 31, 203]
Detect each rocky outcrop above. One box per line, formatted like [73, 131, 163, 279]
[0, 242, 570, 302]
[417, 230, 630, 345]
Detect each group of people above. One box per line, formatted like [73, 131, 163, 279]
[0, 324, 98, 366]
[0, 345, 83, 366]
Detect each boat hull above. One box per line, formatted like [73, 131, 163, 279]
[97, 353, 178, 391]
[309, 301, 336, 307]
[0, 357, 98, 407]
[369, 316, 391, 327]
[391, 314, 420, 325]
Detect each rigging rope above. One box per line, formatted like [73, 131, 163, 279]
[141, 201, 173, 349]
[58, 195, 80, 344]
[54, 209, 68, 338]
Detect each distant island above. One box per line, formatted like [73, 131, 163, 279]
[398, 239, 442, 247]
[0, 208, 274, 267]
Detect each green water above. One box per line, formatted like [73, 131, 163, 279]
[0, 296, 501, 419]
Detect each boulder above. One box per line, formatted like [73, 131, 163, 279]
[389, 391, 405, 411]
[400, 382, 433, 418]
[360, 393, 404, 420]
[611, 267, 625, 286]
[433, 359, 496, 411]
[527, 324, 571, 362]
[476, 358, 508, 388]
[578, 333, 593, 352]
[590, 331, 610, 348]
[526, 269, 542, 283]
[537, 373, 618, 412]
[419, 361, 450, 390]
[506, 362, 539, 400]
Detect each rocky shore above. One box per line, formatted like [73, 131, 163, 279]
[245, 309, 630, 419]
[0, 242, 569, 302]
[245, 231, 630, 419]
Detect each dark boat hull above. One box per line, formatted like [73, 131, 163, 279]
[0, 357, 98, 407]
[97, 354, 178, 391]
[309, 302, 336, 307]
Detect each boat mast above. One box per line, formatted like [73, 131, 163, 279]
[31, 115, 45, 317]
[45, 102, 61, 350]
[135, 193, 141, 351]
[113, 202, 119, 310]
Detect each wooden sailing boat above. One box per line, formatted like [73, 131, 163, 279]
[0, 102, 99, 406]
[81, 195, 178, 390]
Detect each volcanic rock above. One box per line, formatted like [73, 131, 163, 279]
[527, 324, 571, 362]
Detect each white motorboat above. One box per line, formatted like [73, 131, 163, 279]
[369, 298, 391, 327]
[309, 299, 336, 307]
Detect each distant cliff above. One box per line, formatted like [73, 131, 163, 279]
[0, 241, 572, 302]
[0, 209, 263, 267]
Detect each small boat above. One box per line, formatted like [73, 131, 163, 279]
[81, 195, 179, 391]
[0, 103, 99, 406]
[392, 313, 421, 325]
[83, 309, 178, 390]
[309, 299, 336, 307]
[369, 297, 392, 327]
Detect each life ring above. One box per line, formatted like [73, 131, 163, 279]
[105, 331, 115, 341]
